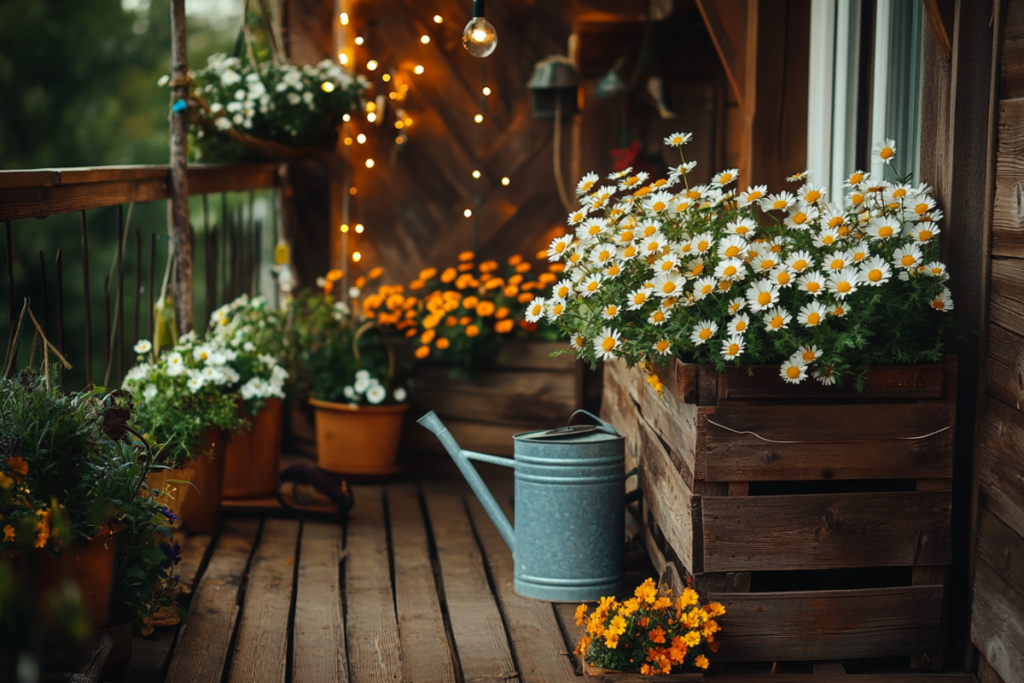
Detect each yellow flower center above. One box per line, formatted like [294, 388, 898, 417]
[701, 284, 712, 295]
[569, 253, 581, 263]
[643, 225, 657, 237]
[772, 200, 787, 210]
[599, 250, 611, 260]
[557, 286, 569, 297]
[802, 350, 817, 361]
[747, 191, 763, 201]
[571, 212, 583, 222]
[851, 193, 864, 205]
[588, 225, 601, 235]
[691, 263, 704, 276]
[878, 226, 893, 238]
[893, 188, 907, 198]
[792, 259, 808, 271]
[574, 336, 584, 347]
[806, 313, 820, 326]
[620, 231, 634, 242]
[657, 340, 670, 352]
[760, 260, 775, 270]
[662, 282, 676, 294]
[727, 343, 740, 355]
[606, 265, 620, 276]
[901, 255, 916, 267]
[804, 190, 821, 203]
[725, 246, 740, 257]
[934, 300, 945, 310]
[653, 178, 667, 187]
[652, 201, 666, 212]
[634, 293, 646, 304]
[587, 281, 599, 291]
[880, 147, 894, 159]
[757, 292, 772, 306]
[687, 190, 701, 200]
[868, 269, 883, 282]
[830, 259, 845, 270]
[624, 246, 636, 258]
[699, 328, 712, 340]
[735, 320, 746, 331]
[833, 306, 845, 316]
[581, 181, 594, 192]
[553, 304, 563, 314]
[735, 225, 749, 234]
[786, 366, 801, 379]
[777, 272, 790, 285]
[556, 242, 567, 253]
[915, 203, 929, 214]
[625, 175, 639, 186]
[918, 230, 933, 240]
[531, 304, 542, 315]
[807, 282, 821, 293]
[931, 267, 943, 276]
[771, 316, 784, 329]
[828, 217, 844, 229]
[821, 236, 835, 245]
[793, 212, 807, 224]
[720, 173, 733, 183]
[698, 240, 710, 251]
[723, 265, 737, 277]
[602, 337, 616, 351]
[719, 280, 731, 291]
[606, 306, 617, 315]
[849, 172, 863, 184]
[661, 261, 674, 271]
[837, 281, 851, 293]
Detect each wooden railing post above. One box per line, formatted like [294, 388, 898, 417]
[169, 0, 193, 334]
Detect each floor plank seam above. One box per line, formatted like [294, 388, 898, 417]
[339, 519, 351, 683]
[461, 493, 524, 682]
[185, 530, 220, 594]
[418, 484, 468, 683]
[218, 518, 265, 683]
[284, 521, 304, 683]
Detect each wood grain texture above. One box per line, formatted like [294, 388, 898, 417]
[977, 396, 1024, 540]
[702, 491, 952, 572]
[971, 557, 1024, 683]
[387, 485, 458, 683]
[467, 496, 577, 683]
[345, 486, 404, 683]
[985, 322, 1024, 411]
[710, 586, 945, 661]
[423, 486, 519, 683]
[292, 522, 349, 683]
[716, 362, 947, 402]
[228, 519, 300, 683]
[165, 518, 260, 683]
[1002, 0, 1024, 100]
[176, 533, 214, 590]
[989, 256, 1024, 332]
[994, 100, 1024, 255]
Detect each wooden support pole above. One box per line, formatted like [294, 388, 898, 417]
[169, 0, 193, 334]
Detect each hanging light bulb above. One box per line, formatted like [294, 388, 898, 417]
[482, 86, 492, 96]
[354, 36, 364, 45]
[433, 14, 443, 23]
[462, 0, 497, 58]
[355, 223, 365, 234]
[352, 251, 362, 262]
[414, 65, 425, 75]
[340, 12, 349, 25]
[366, 60, 378, 71]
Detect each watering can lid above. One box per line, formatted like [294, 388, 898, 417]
[516, 410, 621, 443]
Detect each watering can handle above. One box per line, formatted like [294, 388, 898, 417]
[567, 409, 619, 437]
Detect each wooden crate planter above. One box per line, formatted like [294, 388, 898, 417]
[400, 340, 582, 456]
[602, 357, 956, 664]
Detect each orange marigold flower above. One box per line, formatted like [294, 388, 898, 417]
[355, 276, 367, 288]
[7, 456, 28, 477]
[457, 262, 474, 272]
[695, 655, 709, 670]
[508, 274, 524, 286]
[494, 307, 509, 320]
[405, 328, 417, 338]
[423, 315, 441, 330]
[479, 260, 498, 273]
[504, 285, 519, 298]
[519, 320, 538, 332]
[495, 319, 514, 334]
[708, 639, 721, 653]
[635, 578, 658, 604]
[640, 665, 654, 675]
[484, 277, 504, 290]
[436, 337, 450, 350]
[638, 616, 649, 628]
[476, 301, 496, 317]
[462, 296, 480, 310]
[368, 267, 384, 279]
[326, 268, 344, 281]
[323, 281, 334, 295]
[419, 267, 438, 280]
[534, 249, 548, 260]
[459, 316, 473, 326]
[515, 262, 531, 273]
[508, 254, 523, 266]
[440, 267, 457, 283]
[420, 329, 436, 345]
[574, 635, 591, 656]
[458, 250, 475, 262]
[648, 626, 666, 644]
[517, 292, 533, 304]
[414, 346, 431, 359]
[445, 316, 458, 327]
[2, 524, 14, 542]
[574, 603, 588, 626]
[465, 324, 480, 338]
[537, 272, 557, 285]
[409, 279, 425, 290]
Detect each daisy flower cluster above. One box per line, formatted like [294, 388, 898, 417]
[162, 53, 367, 160]
[358, 251, 561, 376]
[342, 369, 407, 405]
[575, 578, 724, 675]
[537, 133, 953, 386]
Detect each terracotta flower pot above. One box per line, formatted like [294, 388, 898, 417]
[310, 398, 407, 476]
[148, 429, 227, 533]
[223, 398, 283, 499]
[3, 524, 123, 632]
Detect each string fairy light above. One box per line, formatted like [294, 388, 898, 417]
[355, 223, 365, 234]
[414, 65, 425, 75]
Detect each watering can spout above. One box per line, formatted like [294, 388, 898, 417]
[417, 411, 516, 553]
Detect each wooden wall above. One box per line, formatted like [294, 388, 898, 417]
[970, 0, 1024, 680]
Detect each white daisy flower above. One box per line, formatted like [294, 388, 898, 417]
[577, 275, 604, 298]
[905, 195, 937, 220]
[643, 191, 673, 213]
[721, 334, 746, 360]
[819, 206, 847, 231]
[365, 384, 386, 404]
[547, 298, 567, 320]
[593, 327, 622, 360]
[924, 261, 949, 280]
[691, 233, 714, 254]
[552, 279, 574, 300]
[576, 172, 599, 196]
[714, 258, 744, 281]
[711, 168, 739, 186]
[717, 236, 747, 260]
[761, 191, 796, 212]
[589, 244, 617, 265]
[187, 376, 206, 393]
[570, 334, 587, 352]
[746, 280, 779, 312]
[931, 288, 954, 312]
[133, 339, 152, 354]
[860, 256, 892, 286]
[728, 313, 750, 335]
[814, 365, 837, 386]
[797, 301, 828, 327]
[653, 254, 681, 273]
[143, 384, 158, 401]
[752, 250, 779, 273]
[813, 227, 843, 248]
[600, 303, 620, 320]
[637, 222, 661, 239]
[393, 387, 408, 402]
[843, 170, 869, 188]
[865, 216, 899, 241]
[784, 206, 818, 231]
[566, 206, 591, 226]
[799, 183, 827, 205]
[648, 308, 671, 326]
[824, 253, 849, 272]
[626, 288, 651, 310]
[785, 250, 813, 273]
[797, 271, 827, 297]
[738, 185, 767, 207]
[663, 131, 693, 147]
[668, 161, 697, 181]
[693, 276, 717, 300]
[727, 297, 746, 314]
[166, 352, 186, 376]
[617, 171, 649, 192]
[796, 345, 823, 364]
[525, 297, 547, 322]
[780, 358, 808, 384]
[893, 244, 924, 270]
[640, 234, 667, 256]
[827, 267, 862, 298]
[763, 306, 792, 333]
[652, 272, 684, 298]
[653, 339, 672, 356]
[617, 244, 640, 261]
[845, 245, 870, 264]
[787, 170, 812, 183]
[907, 223, 941, 243]
[872, 138, 897, 164]
[830, 302, 851, 318]
[689, 320, 718, 346]
[603, 262, 623, 279]
[576, 218, 607, 243]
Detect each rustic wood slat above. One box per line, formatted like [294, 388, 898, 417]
[971, 557, 1024, 681]
[188, 164, 279, 195]
[989, 257, 1024, 333]
[227, 519, 300, 683]
[977, 396, 1024, 540]
[176, 532, 214, 591]
[552, 602, 583, 672]
[710, 586, 945, 661]
[387, 485, 458, 683]
[701, 491, 952, 572]
[984, 322, 1024, 411]
[293, 522, 349, 683]
[164, 518, 260, 683]
[993, 98, 1024, 257]
[716, 363, 947, 402]
[345, 486, 404, 683]
[423, 486, 520, 683]
[467, 496, 577, 683]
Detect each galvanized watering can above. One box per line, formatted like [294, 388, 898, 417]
[418, 410, 633, 602]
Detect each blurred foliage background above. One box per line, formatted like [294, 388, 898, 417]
[0, 0, 279, 390]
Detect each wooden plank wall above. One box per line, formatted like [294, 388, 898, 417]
[970, 1, 1024, 682]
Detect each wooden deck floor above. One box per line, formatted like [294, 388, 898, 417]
[130, 475, 980, 683]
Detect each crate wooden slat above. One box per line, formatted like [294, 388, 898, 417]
[601, 356, 957, 664]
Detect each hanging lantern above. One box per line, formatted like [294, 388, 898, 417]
[526, 55, 579, 120]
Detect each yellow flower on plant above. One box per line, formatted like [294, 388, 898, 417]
[604, 633, 620, 649]
[476, 301, 496, 317]
[3, 524, 14, 542]
[440, 267, 457, 283]
[0, 471, 13, 490]
[7, 456, 29, 478]
[436, 337, 450, 350]
[574, 603, 588, 626]
[368, 267, 384, 279]
[619, 597, 640, 617]
[420, 329, 436, 345]
[34, 509, 51, 549]
[465, 324, 480, 338]
[415, 346, 430, 359]
[648, 626, 666, 644]
[695, 655, 710, 670]
[635, 578, 658, 604]
[574, 635, 591, 656]
[608, 614, 627, 636]
[684, 630, 701, 647]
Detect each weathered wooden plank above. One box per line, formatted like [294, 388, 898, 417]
[989, 257, 1024, 332]
[293, 522, 348, 683]
[176, 532, 213, 591]
[975, 506, 1024, 605]
[993, 99, 1024, 257]
[164, 518, 260, 683]
[0, 169, 61, 189]
[467, 496, 577, 683]
[345, 486, 404, 683]
[387, 485, 458, 683]
[978, 655, 1010, 683]
[710, 586, 944, 661]
[423, 486, 519, 683]
[552, 602, 583, 672]
[702, 491, 952, 572]
[0, 179, 171, 222]
[985, 322, 1024, 411]
[228, 519, 300, 683]
[188, 164, 278, 195]
[1001, 0, 1024, 99]
[971, 556, 1024, 683]
[716, 362, 947, 402]
[978, 396, 1024, 540]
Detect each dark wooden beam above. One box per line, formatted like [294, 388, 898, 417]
[924, 0, 955, 59]
[695, 0, 745, 106]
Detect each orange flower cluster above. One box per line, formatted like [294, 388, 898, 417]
[575, 578, 724, 676]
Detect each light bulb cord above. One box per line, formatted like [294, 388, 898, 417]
[473, 0, 485, 18]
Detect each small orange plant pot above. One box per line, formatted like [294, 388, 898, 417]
[148, 429, 227, 533]
[310, 398, 407, 476]
[223, 398, 283, 498]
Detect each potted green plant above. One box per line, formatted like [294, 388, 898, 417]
[124, 331, 246, 533]
[206, 294, 289, 499]
[289, 283, 408, 476]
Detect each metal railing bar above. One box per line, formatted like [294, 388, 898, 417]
[55, 248, 65, 387]
[6, 222, 14, 332]
[38, 250, 50, 338]
[134, 230, 142, 351]
[148, 233, 156, 341]
[103, 275, 111, 388]
[116, 204, 125, 384]
[81, 211, 93, 386]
